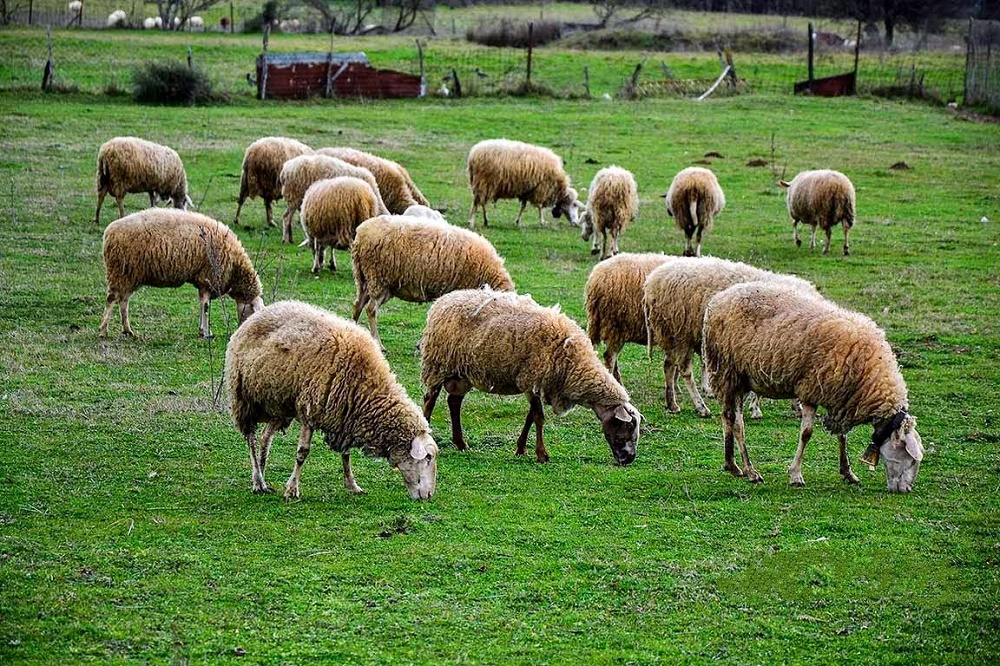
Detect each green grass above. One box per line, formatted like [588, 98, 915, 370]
[1, 33, 999, 664]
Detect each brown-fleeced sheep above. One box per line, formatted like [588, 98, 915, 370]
[351, 214, 515, 350]
[226, 300, 438, 500]
[703, 281, 923, 492]
[420, 288, 641, 465]
[99, 209, 264, 339]
[234, 137, 313, 229]
[466, 139, 582, 228]
[317, 147, 430, 214]
[580, 165, 640, 260]
[584, 252, 674, 384]
[663, 166, 725, 257]
[95, 137, 191, 225]
[643, 256, 818, 418]
[780, 169, 856, 256]
[299, 176, 382, 274]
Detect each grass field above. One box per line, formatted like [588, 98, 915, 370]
[1, 26, 999, 664]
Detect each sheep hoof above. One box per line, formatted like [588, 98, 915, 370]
[252, 485, 274, 495]
[795, 239, 802, 247]
[724, 462, 745, 477]
[789, 476, 805, 487]
[666, 404, 681, 414]
[536, 455, 550, 464]
[122, 330, 136, 339]
[200, 332, 214, 340]
[843, 249, 850, 256]
[347, 485, 367, 495]
[747, 470, 764, 484]
[749, 410, 763, 420]
[696, 408, 712, 419]
[842, 472, 860, 484]
[454, 439, 469, 451]
[283, 485, 300, 501]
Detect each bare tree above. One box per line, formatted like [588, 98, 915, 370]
[155, 0, 228, 30]
[591, 0, 672, 28]
[0, 0, 24, 26]
[382, 0, 434, 33]
[302, 0, 377, 34]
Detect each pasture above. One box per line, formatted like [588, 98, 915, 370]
[1, 27, 999, 664]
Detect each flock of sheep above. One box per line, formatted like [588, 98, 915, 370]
[92, 134, 924, 501]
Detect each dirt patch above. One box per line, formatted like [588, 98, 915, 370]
[703, 151, 724, 158]
[746, 158, 769, 167]
[889, 161, 912, 171]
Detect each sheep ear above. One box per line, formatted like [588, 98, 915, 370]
[613, 405, 633, 423]
[552, 206, 563, 218]
[779, 180, 791, 189]
[410, 434, 432, 461]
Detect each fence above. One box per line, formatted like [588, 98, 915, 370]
[965, 19, 1000, 111]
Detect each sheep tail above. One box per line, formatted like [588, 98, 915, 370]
[689, 197, 699, 230]
[840, 191, 856, 229]
[96, 155, 111, 193]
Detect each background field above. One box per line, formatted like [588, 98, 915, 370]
[1, 24, 999, 664]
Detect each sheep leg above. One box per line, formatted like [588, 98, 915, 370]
[342, 450, 366, 495]
[352, 277, 370, 324]
[198, 289, 212, 339]
[244, 427, 266, 494]
[841, 222, 851, 256]
[788, 403, 816, 487]
[115, 196, 125, 220]
[515, 403, 532, 456]
[693, 226, 704, 258]
[809, 224, 818, 249]
[283, 424, 313, 500]
[256, 421, 280, 490]
[445, 385, 469, 451]
[327, 247, 337, 272]
[364, 294, 389, 352]
[793, 220, 801, 247]
[747, 392, 763, 420]
[603, 341, 623, 384]
[663, 357, 681, 413]
[281, 207, 294, 243]
[536, 205, 545, 227]
[148, 192, 156, 208]
[683, 233, 695, 257]
[98, 293, 118, 338]
[728, 398, 762, 483]
[233, 197, 246, 227]
[513, 200, 528, 226]
[95, 191, 107, 225]
[699, 356, 714, 398]
[680, 353, 711, 418]
[467, 199, 479, 228]
[264, 199, 276, 228]
[822, 227, 832, 255]
[839, 434, 860, 484]
[311, 240, 323, 274]
[531, 396, 549, 463]
[422, 384, 442, 420]
[119, 293, 135, 337]
[610, 229, 620, 257]
[721, 401, 744, 477]
[600, 230, 610, 260]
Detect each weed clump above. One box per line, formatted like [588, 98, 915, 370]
[133, 61, 213, 106]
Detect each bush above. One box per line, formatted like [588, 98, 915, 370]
[466, 19, 562, 48]
[132, 61, 213, 106]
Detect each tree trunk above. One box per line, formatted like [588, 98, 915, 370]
[884, 14, 895, 47]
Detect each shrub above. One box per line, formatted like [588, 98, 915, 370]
[466, 19, 562, 48]
[132, 61, 213, 106]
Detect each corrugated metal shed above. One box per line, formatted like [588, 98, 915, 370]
[256, 52, 424, 100]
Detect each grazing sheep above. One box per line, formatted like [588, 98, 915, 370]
[703, 281, 923, 492]
[663, 167, 725, 257]
[99, 209, 264, 339]
[226, 300, 438, 500]
[94, 137, 191, 225]
[466, 139, 582, 228]
[299, 176, 381, 274]
[142, 16, 157, 29]
[780, 169, 856, 256]
[317, 147, 430, 214]
[351, 215, 515, 350]
[643, 256, 817, 418]
[420, 288, 641, 465]
[107, 10, 127, 27]
[189, 15, 204, 29]
[68, 1, 82, 12]
[233, 137, 313, 230]
[580, 166, 640, 260]
[584, 252, 674, 384]
[279, 154, 387, 244]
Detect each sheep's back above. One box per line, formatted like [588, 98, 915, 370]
[242, 137, 312, 200]
[586, 253, 672, 346]
[468, 140, 567, 203]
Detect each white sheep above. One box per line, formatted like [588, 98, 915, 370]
[780, 169, 856, 256]
[401, 204, 445, 221]
[143, 17, 157, 29]
[189, 15, 204, 30]
[299, 176, 382, 274]
[663, 166, 725, 257]
[226, 300, 438, 500]
[703, 281, 924, 492]
[420, 288, 642, 465]
[584, 252, 673, 384]
[317, 147, 430, 214]
[351, 215, 515, 350]
[643, 256, 818, 419]
[466, 138, 582, 228]
[95, 136, 191, 225]
[68, 1, 82, 12]
[279, 154, 387, 244]
[580, 165, 640, 260]
[99, 209, 264, 339]
[107, 10, 126, 27]
[234, 136, 313, 230]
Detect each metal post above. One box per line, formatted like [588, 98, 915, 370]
[260, 25, 270, 100]
[526, 22, 534, 85]
[807, 22, 814, 86]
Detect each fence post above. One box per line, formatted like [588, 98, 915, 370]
[28, 0, 33, 25]
[260, 25, 269, 100]
[230, 0, 235, 33]
[325, 26, 335, 98]
[187, 46, 193, 71]
[417, 39, 426, 98]
[42, 25, 53, 92]
[807, 22, 814, 86]
[526, 21, 534, 85]
[584, 66, 590, 98]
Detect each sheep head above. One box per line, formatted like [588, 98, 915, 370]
[594, 403, 640, 466]
[552, 187, 583, 227]
[237, 297, 265, 324]
[863, 412, 923, 493]
[579, 209, 594, 241]
[391, 433, 438, 500]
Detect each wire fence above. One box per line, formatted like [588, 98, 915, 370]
[965, 19, 1000, 111]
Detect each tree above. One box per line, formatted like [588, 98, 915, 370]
[155, 0, 228, 30]
[590, 0, 672, 29]
[303, 0, 434, 35]
[826, 0, 976, 46]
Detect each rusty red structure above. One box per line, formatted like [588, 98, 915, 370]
[256, 52, 424, 101]
[794, 22, 862, 98]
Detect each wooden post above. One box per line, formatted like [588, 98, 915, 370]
[230, 0, 235, 34]
[28, 0, 33, 25]
[42, 25, 53, 92]
[260, 25, 270, 100]
[451, 68, 462, 99]
[324, 27, 335, 98]
[526, 21, 534, 85]
[851, 20, 862, 95]
[807, 22, 814, 86]
[584, 66, 590, 98]
[417, 39, 426, 98]
[187, 46, 193, 71]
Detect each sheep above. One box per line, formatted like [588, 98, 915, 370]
[316, 147, 430, 214]
[703, 281, 924, 492]
[278, 154, 388, 244]
[351, 215, 515, 350]
[233, 136, 313, 231]
[584, 252, 674, 384]
[142, 17, 157, 29]
[420, 288, 642, 465]
[299, 176, 382, 274]
[226, 300, 438, 500]
[580, 165, 640, 260]
[107, 10, 127, 27]
[68, 1, 82, 12]
[402, 204, 445, 221]
[643, 256, 818, 419]
[94, 136, 191, 225]
[662, 167, 725, 257]
[189, 15, 204, 30]
[466, 139, 582, 229]
[99, 209, 264, 339]
[780, 169, 856, 256]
